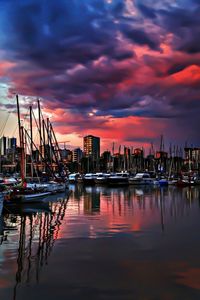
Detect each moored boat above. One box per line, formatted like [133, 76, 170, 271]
[4, 186, 51, 203]
[69, 173, 80, 183]
[107, 172, 129, 186]
[26, 177, 68, 194]
[168, 179, 178, 185]
[82, 173, 97, 185]
[77, 175, 84, 184]
[44, 181, 67, 193]
[3, 177, 18, 186]
[129, 173, 154, 185]
[176, 175, 195, 187]
[0, 193, 4, 216]
[94, 173, 110, 184]
[159, 178, 169, 186]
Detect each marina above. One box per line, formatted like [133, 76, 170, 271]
[0, 0, 199, 299]
[1, 95, 200, 299]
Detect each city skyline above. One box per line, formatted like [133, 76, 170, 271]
[0, 131, 199, 156]
[0, 1, 200, 151]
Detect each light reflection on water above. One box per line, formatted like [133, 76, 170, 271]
[1, 186, 200, 299]
[62, 185, 200, 239]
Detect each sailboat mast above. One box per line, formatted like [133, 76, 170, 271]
[16, 95, 25, 181]
[30, 106, 33, 154]
[16, 94, 21, 147]
[30, 106, 34, 178]
[20, 126, 25, 181]
[37, 99, 43, 159]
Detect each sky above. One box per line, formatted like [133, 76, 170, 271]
[0, 0, 200, 152]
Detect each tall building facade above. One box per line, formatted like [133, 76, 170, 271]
[184, 147, 200, 171]
[83, 135, 100, 172]
[8, 137, 17, 150]
[72, 148, 83, 163]
[83, 135, 100, 160]
[0, 136, 8, 156]
[0, 136, 17, 156]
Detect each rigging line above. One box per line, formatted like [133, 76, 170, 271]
[32, 109, 40, 132]
[11, 118, 18, 137]
[23, 127, 56, 179]
[0, 112, 11, 137]
[22, 107, 31, 132]
[33, 130, 39, 146]
[25, 134, 40, 182]
[0, 114, 8, 135]
[11, 125, 18, 138]
[24, 107, 30, 120]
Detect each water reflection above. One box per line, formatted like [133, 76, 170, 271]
[1, 186, 200, 299]
[66, 185, 200, 238]
[0, 194, 69, 300]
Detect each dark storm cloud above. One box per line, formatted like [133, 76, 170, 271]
[121, 26, 160, 51]
[0, 0, 200, 145]
[136, 3, 157, 19]
[112, 50, 135, 61]
[156, 3, 200, 54]
[0, 1, 114, 66]
[135, 0, 200, 54]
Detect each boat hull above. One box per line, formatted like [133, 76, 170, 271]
[94, 178, 108, 184]
[129, 179, 154, 185]
[82, 179, 96, 185]
[5, 191, 51, 203]
[107, 178, 129, 186]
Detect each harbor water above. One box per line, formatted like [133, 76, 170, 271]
[1, 185, 200, 299]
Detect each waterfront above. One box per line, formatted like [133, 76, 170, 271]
[1, 185, 200, 299]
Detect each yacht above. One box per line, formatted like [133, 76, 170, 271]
[94, 173, 110, 184]
[26, 181, 67, 194]
[107, 173, 129, 186]
[69, 173, 80, 183]
[82, 173, 97, 185]
[158, 178, 169, 186]
[129, 173, 154, 185]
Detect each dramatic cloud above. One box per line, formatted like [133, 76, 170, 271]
[0, 0, 199, 150]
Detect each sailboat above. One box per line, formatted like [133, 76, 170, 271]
[5, 95, 68, 203]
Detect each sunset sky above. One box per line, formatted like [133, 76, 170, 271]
[0, 0, 199, 152]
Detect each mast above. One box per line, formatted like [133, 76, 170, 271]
[37, 99, 43, 171]
[23, 128, 56, 179]
[112, 142, 115, 173]
[42, 119, 46, 172]
[159, 134, 164, 173]
[30, 106, 33, 154]
[30, 106, 34, 178]
[16, 94, 21, 147]
[119, 145, 121, 172]
[160, 134, 164, 152]
[47, 117, 50, 155]
[16, 95, 25, 181]
[20, 126, 25, 181]
[123, 146, 126, 171]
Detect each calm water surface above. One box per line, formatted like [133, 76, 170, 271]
[1, 185, 200, 299]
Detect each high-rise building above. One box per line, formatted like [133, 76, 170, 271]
[8, 137, 17, 150]
[184, 147, 200, 171]
[60, 149, 72, 162]
[0, 136, 8, 156]
[83, 135, 100, 160]
[72, 148, 83, 163]
[0, 136, 17, 156]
